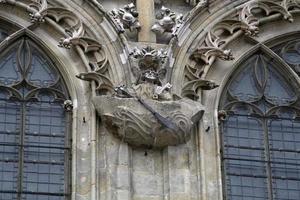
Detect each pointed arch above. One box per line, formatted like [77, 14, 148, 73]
[219, 47, 300, 200]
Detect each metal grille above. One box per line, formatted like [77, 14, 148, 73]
[221, 52, 300, 200]
[0, 38, 71, 199]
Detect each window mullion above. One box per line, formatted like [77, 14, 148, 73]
[264, 117, 274, 200]
[17, 101, 26, 200]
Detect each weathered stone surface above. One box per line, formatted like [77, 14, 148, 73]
[93, 95, 204, 148]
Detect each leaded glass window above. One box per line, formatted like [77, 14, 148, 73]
[0, 37, 71, 200]
[220, 49, 300, 200]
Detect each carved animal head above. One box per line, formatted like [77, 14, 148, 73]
[220, 49, 234, 61]
[244, 25, 259, 36]
[201, 80, 219, 90]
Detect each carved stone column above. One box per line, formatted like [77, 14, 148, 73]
[136, 0, 156, 42]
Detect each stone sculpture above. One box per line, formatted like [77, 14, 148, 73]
[151, 6, 183, 36]
[91, 46, 206, 148]
[109, 3, 141, 33]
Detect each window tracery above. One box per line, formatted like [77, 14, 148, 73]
[220, 48, 300, 200]
[0, 36, 71, 200]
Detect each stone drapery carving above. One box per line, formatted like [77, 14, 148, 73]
[93, 95, 204, 148]
[108, 3, 141, 33]
[151, 6, 183, 37]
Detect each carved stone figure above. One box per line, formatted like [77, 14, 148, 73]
[151, 6, 183, 36]
[109, 3, 141, 33]
[84, 45, 206, 148]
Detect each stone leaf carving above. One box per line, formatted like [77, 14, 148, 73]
[109, 3, 141, 33]
[93, 95, 204, 148]
[190, 32, 234, 65]
[151, 6, 183, 36]
[182, 64, 218, 100]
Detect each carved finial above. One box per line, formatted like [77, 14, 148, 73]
[151, 6, 183, 36]
[64, 100, 73, 112]
[28, 0, 48, 23]
[109, 3, 141, 33]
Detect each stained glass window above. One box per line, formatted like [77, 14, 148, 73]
[0, 37, 71, 200]
[220, 50, 300, 200]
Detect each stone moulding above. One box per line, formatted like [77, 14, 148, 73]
[92, 95, 205, 148]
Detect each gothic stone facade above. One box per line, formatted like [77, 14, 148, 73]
[1, 0, 300, 199]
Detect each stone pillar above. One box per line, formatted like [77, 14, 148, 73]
[136, 0, 156, 42]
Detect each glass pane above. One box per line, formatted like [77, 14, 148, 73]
[27, 50, 58, 87]
[0, 94, 20, 195]
[269, 118, 300, 199]
[228, 57, 261, 102]
[0, 49, 21, 86]
[223, 115, 267, 199]
[23, 100, 67, 196]
[272, 39, 300, 75]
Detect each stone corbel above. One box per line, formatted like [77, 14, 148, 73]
[80, 45, 205, 148]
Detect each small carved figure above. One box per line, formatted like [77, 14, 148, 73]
[64, 100, 73, 112]
[151, 6, 183, 36]
[109, 3, 141, 32]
